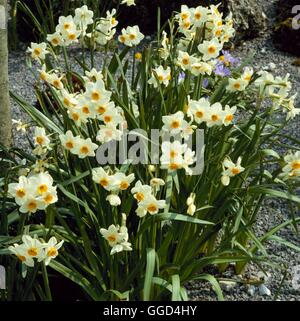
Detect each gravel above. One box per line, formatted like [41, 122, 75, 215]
[7, 0, 300, 301]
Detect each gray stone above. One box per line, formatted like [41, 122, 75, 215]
[226, 0, 267, 42]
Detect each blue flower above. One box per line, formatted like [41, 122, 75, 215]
[214, 61, 231, 77]
[202, 78, 209, 88]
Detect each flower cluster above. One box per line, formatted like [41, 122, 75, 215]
[255, 71, 299, 120]
[92, 167, 135, 206]
[92, 9, 118, 46]
[221, 157, 245, 186]
[40, 66, 126, 147]
[100, 219, 132, 255]
[9, 235, 63, 267]
[131, 180, 166, 217]
[175, 5, 235, 50]
[8, 172, 58, 214]
[33, 127, 51, 156]
[60, 131, 98, 159]
[46, 5, 94, 49]
[57, 74, 125, 141]
[160, 141, 195, 175]
[118, 25, 144, 47]
[148, 66, 172, 88]
[176, 50, 213, 76]
[187, 98, 236, 127]
[28, 4, 144, 63]
[227, 67, 253, 92]
[92, 168, 167, 216]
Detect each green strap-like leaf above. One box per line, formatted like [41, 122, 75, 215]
[155, 212, 214, 225]
[143, 248, 156, 301]
[192, 274, 224, 301]
[249, 187, 300, 204]
[171, 274, 181, 301]
[10, 91, 63, 135]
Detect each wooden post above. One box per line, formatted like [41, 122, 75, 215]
[0, 0, 12, 147]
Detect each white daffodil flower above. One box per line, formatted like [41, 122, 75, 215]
[12, 119, 28, 133]
[190, 61, 213, 76]
[41, 237, 64, 266]
[242, 67, 254, 83]
[160, 141, 187, 170]
[72, 138, 98, 159]
[106, 194, 121, 207]
[100, 225, 132, 255]
[60, 130, 78, 153]
[21, 235, 46, 261]
[77, 96, 96, 119]
[96, 124, 123, 143]
[281, 151, 300, 180]
[136, 195, 166, 217]
[131, 181, 152, 202]
[148, 66, 171, 88]
[176, 5, 192, 22]
[285, 95, 300, 121]
[30, 172, 54, 196]
[19, 197, 45, 214]
[223, 105, 237, 126]
[198, 38, 223, 61]
[150, 178, 165, 187]
[67, 108, 88, 126]
[34, 127, 50, 148]
[85, 80, 111, 104]
[162, 111, 188, 135]
[74, 5, 94, 32]
[226, 78, 248, 92]
[121, 0, 136, 7]
[111, 172, 135, 192]
[8, 243, 34, 267]
[47, 73, 64, 90]
[160, 141, 195, 174]
[191, 6, 209, 27]
[59, 89, 78, 110]
[221, 157, 245, 186]
[100, 108, 123, 127]
[27, 42, 48, 61]
[8, 176, 30, 206]
[182, 148, 196, 175]
[176, 51, 196, 71]
[205, 102, 224, 127]
[92, 167, 116, 191]
[93, 101, 115, 118]
[47, 32, 64, 47]
[118, 25, 144, 47]
[100, 225, 123, 247]
[188, 98, 210, 124]
[40, 187, 58, 206]
[83, 68, 103, 83]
